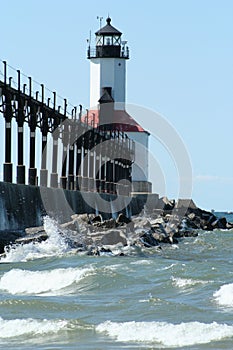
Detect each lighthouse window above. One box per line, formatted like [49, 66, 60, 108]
[104, 36, 112, 45]
[113, 35, 121, 45]
[96, 35, 103, 46]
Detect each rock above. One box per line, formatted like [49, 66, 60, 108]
[176, 199, 198, 210]
[100, 247, 113, 254]
[116, 213, 131, 225]
[71, 213, 89, 222]
[182, 230, 198, 237]
[211, 217, 227, 229]
[124, 221, 135, 233]
[152, 231, 177, 244]
[87, 246, 100, 256]
[139, 232, 159, 247]
[151, 209, 163, 217]
[71, 214, 90, 234]
[174, 230, 198, 238]
[162, 235, 178, 244]
[102, 218, 117, 229]
[15, 232, 48, 245]
[202, 213, 217, 226]
[90, 214, 103, 224]
[0, 230, 25, 254]
[181, 217, 199, 230]
[60, 220, 79, 231]
[163, 222, 179, 235]
[25, 226, 45, 235]
[131, 216, 151, 230]
[187, 213, 196, 221]
[116, 213, 134, 232]
[86, 230, 105, 245]
[100, 230, 127, 246]
[226, 222, 233, 229]
[158, 196, 175, 211]
[150, 217, 165, 226]
[150, 220, 167, 236]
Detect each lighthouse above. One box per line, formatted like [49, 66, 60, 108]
[87, 17, 152, 194]
[88, 17, 128, 111]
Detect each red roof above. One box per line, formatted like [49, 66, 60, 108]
[82, 109, 148, 133]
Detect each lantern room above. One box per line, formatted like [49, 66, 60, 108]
[88, 17, 129, 59]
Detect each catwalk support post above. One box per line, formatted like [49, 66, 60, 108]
[50, 92, 59, 188]
[40, 84, 48, 187]
[2, 61, 13, 183]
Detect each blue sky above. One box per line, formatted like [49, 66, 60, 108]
[0, 0, 232, 211]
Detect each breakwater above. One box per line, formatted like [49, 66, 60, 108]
[0, 181, 159, 231]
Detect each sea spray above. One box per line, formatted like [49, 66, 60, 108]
[2, 216, 70, 262]
[213, 283, 233, 307]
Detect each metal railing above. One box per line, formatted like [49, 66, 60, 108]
[0, 60, 134, 196]
[87, 46, 129, 59]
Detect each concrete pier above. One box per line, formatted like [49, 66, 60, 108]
[0, 181, 159, 230]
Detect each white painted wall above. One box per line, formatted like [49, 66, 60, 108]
[90, 58, 126, 108]
[127, 131, 149, 181]
[90, 58, 100, 109]
[112, 58, 126, 107]
[89, 56, 149, 183]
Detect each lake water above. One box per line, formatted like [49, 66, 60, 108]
[0, 213, 233, 349]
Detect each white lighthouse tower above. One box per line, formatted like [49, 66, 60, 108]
[88, 17, 128, 110]
[87, 17, 152, 193]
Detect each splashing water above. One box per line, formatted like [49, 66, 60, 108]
[2, 216, 70, 263]
[213, 283, 233, 308]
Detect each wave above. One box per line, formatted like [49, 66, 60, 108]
[213, 283, 233, 307]
[130, 260, 152, 266]
[0, 266, 94, 295]
[2, 217, 70, 262]
[171, 276, 208, 289]
[0, 317, 68, 338]
[96, 320, 233, 347]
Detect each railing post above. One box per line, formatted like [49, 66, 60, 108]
[16, 69, 26, 184]
[75, 123, 83, 191]
[3, 61, 13, 183]
[100, 138, 106, 193]
[106, 137, 114, 193]
[68, 121, 75, 190]
[95, 131, 102, 192]
[28, 77, 37, 186]
[50, 93, 59, 188]
[60, 121, 68, 189]
[40, 84, 48, 186]
[82, 127, 89, 192]
[88, 129, 95, 191]
[50, 127, 59, 188]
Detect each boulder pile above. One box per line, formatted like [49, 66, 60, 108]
[1, 197, 232, 257]
[0, 197, 233, 255]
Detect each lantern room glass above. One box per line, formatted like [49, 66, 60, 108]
[96, 34, 121, 46]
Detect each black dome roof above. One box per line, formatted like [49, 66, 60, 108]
[95, 17, 122, 36]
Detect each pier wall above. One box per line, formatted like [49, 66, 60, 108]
[0, 182, 159, 230]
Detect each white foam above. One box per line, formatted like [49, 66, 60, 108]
[0, 317, 68, 338]
[172, 276, 207, 289]
[213, 283, 233, 307]
[2, 216, 69, 262]
[159, 263, 177, 271]
[130, 260, 152, 266]
[0, 266, 93, 295]
[96, 320, 233, 347]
